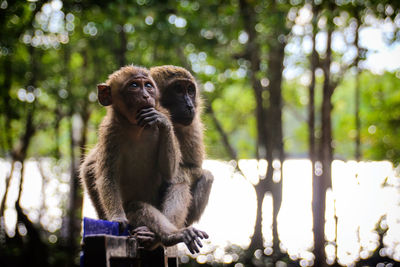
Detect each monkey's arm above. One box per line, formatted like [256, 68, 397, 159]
[157, 114, 182, 182]
[80, 149, 107, 220]
[97, 153, 128, 226]
[136, 107, 182, 182]
[185, 169, 214, 226]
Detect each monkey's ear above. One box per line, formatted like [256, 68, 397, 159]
[97, 83, 112, 106]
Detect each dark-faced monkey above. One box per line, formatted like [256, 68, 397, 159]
[80, 65, 207, 254]
[150, 65, 214, 226]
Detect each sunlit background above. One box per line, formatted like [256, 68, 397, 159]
[1, 0, 400, 266]
[1, 159, 399, 266]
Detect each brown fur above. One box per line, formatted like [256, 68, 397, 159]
[150, 65, 214, 226]
[80, 65, 206, 251]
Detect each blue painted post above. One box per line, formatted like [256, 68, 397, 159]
[80, 217, 178, 267]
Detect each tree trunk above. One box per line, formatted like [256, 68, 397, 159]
[309, 2, 319, 169]
[61, 43, 83, 267]
[67, 115, 81, 266]
[309, 8, 320, 262]
[313, 9, 334, 267]
[267, 37, 286, 258]
[2, 56, 13, 152]
[0, 161, 15, 217]
[54, 107, 63, 159]
[309, 3, 325, 266]
[354, 15, 361, 161]
[15, 161, 49, 267]
[249, 179, 268, 254]
[239, 0, 269, 258]
[239, 0, 267, 160]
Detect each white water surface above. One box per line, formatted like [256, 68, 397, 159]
[1, 159, 399, 265]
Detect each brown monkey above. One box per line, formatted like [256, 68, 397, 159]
[150, 65, 214, 226]
[80, 65, 207, 254]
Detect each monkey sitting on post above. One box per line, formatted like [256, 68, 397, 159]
[80, 65, 208, 254]
[150, 65, 214, 226]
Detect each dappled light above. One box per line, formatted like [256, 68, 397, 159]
[1, 0, 400, 266]
[81, 159, 400, 265]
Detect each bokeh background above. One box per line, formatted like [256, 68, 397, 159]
[1, 0, 400, 266]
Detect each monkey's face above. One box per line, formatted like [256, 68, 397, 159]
[119, 76, 157, 111]
[98, 73, 158, 124]
[161, 79, 197, 126]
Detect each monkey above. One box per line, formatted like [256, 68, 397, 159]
[150, 65, 214, 226]
[80, 65, 208, 254]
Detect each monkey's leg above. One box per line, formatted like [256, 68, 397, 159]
[125, 201, 207, 254]
[160, 180, 192, 228]
[186, 169, 214, 226]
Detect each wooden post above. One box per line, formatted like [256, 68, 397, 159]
[82, 235, 179, 267]
[81, 218, 179, 267]
[83, 235, 139, 267]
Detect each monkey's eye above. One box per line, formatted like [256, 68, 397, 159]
[145, 82, 153, 89]
[130, 82, 139, 88]
[187, 85, 195, 97]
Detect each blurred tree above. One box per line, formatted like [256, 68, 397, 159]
[1, 0, 400, 266]
[236, 0, 298, 264]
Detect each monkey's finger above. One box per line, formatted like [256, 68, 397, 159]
[142, 116, 160, 127]
[136, 108, 157, 119]
[132, 226, 150, 232]
[195, 237, 203, 248]
[182, 232, 191, 245]
[188, 229, 203, 248]
[185, 241, 196, 254]
[131, 226, 151, 235]
[137, 115, 159, 127]
[193, 238, 203, 249]
[188, 241, 200, 254]
[136, 111, 158, 121]
[182, 231, 200, 253]
[194, 229, 209, 239]
[134, 231, 156, 238]
[136, 111, 157, 123]
[137, 107, 155, 114]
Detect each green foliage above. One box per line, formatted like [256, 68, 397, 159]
[332, 71, 400, 164]
[1, 0, 400, 264]
[360, 71, 400, 164]
[0, 0, 398, 163]
[205, 82, 256, 159]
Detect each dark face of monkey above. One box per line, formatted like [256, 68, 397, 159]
[161, 79, 196, 126]
[98, 68, 158, 124]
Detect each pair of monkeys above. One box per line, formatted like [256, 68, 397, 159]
[80, 65, 214, 254]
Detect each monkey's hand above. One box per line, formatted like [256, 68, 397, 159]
[163, 227, 209, 254]
[136, 107, 171, 129]
[131, 226, 160, 250]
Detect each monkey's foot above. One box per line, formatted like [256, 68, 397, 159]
[131, 226, 159, 250]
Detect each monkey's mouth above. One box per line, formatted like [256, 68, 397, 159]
[140, 104, 154, 109]
[173, 114, 194, 126]
[137, 99, 155, 110]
